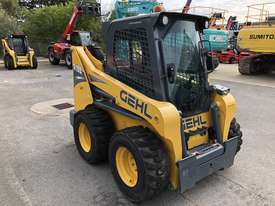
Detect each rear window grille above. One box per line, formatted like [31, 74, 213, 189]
[113, 28, 155, 98]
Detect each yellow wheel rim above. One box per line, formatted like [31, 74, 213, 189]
[78, 122, 92, 153]
[115, 147, 138, 187]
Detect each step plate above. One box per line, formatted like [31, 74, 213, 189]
[177, 137, 239, 193]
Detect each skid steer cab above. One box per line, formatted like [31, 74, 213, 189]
[2, 34, 37, 70]
[70, 12, 243, 203]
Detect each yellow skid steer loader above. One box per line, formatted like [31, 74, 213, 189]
[70, 12, 243, 203]
[2, 34, 37, 70]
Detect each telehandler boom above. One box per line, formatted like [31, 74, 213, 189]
[48, 0, 101, 69]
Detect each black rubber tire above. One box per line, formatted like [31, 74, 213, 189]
[32, 56, 38, 69]
[239, 57, 251, 75]
[64, 50, 72, 69]
[109, 126, 170, 203]
[4, 55, 8, 68]
[228, 118, 243, 154]
[48, 48, 60, 65]
[4, 55, 15, 70]
[239, 57, 263, 75]
[74, 107, 115, 164]
[229, 57, 235, 64]
[87, 45, 105, 61]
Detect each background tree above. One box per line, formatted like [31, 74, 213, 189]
[22, 2, 103, 56]
[0, 0, 17, 16]
[0, 8, 18, 37]
[0, 2, 20, 56]
[18, 0, 70, 9]
[0, 0, 111, 57]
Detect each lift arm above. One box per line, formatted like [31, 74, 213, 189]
[182, 0, 192, 14]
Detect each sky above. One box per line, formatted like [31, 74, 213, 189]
[100, 0, 275, 22]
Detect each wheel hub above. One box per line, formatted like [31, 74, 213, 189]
[49, 52, 54, 61]
[115, 146, 138, 187]
[66, 54, 71, 65]
[78, 123, 92, 153]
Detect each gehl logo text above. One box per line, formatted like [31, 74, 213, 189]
[249, 34, 275, 40]
[120, 90, 152, 119]
[182, 116, 207, 130]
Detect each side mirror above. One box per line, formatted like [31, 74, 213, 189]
[167, 63, 176, 84]
[198, 39, 218, 73]
[206, 55, 219, 73]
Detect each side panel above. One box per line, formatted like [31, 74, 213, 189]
[2, 39, 17, 68]
[238, 27, 275, 53]
[108, 110, 149, 130]
[29, 50, 35, 67]
[213, 93, 236, 142]
[72, 48, 93, 112]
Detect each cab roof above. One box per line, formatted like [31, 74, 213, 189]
[8, 34, 27, 39]
[111, 12, 209, 24]
[103, 12, 209, 37]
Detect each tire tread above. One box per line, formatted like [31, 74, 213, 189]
[110, 126, 169, 202]
[74, 107, 114, 164]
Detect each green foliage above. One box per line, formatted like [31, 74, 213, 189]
[77, 16, 103, 45]
[0, 1, 105, 56]
[23, 3, 73, 43]
[0, 8, 18, 38]
[0, 6, 19, 57]
[109, 9, 117, 21]
[22, 2, 103, 56]
[19, 0, 69, 9]
[0, 0, 17, 16]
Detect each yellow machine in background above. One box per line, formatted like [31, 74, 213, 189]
[239, 27, 275, 53]
[70, 12, 243, 203]
[2, 34, 37, 70]
[238, 3, 275, 74]
[190, 6, 228, 29]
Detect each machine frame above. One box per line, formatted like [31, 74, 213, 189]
[70, 13, 242, 201]
[2, 34, 37, 70]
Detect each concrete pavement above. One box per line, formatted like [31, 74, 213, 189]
[0, 62, 274, 206]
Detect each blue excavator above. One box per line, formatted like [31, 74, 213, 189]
[115, 0, 227, 51]
[114, 0, 163, 18]
[114, 0, 192, 18]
